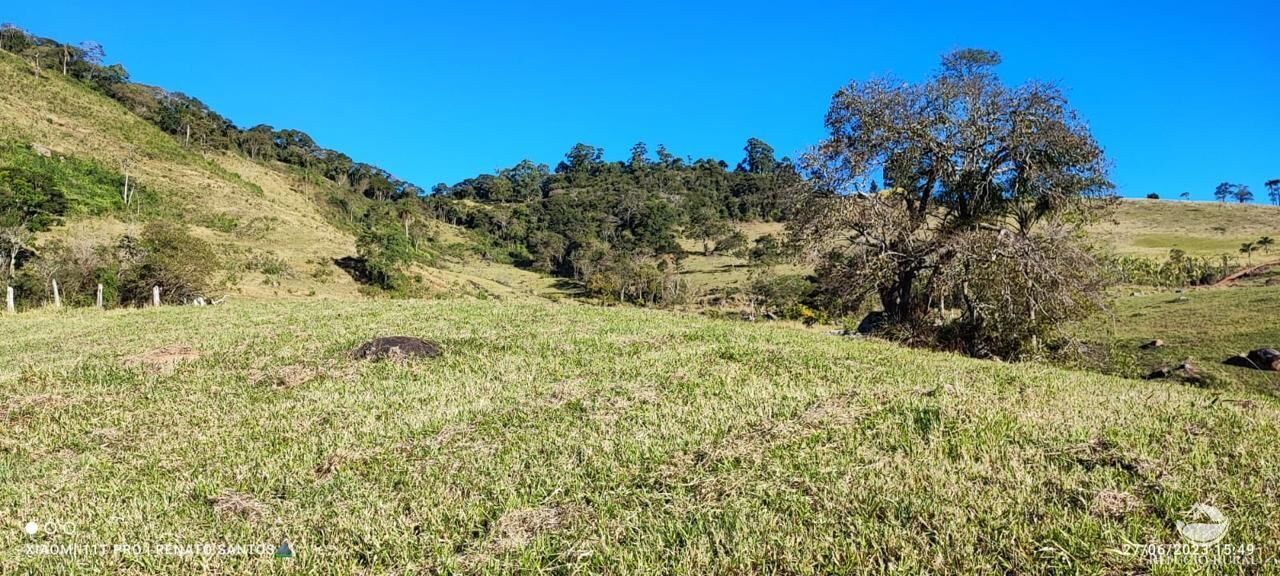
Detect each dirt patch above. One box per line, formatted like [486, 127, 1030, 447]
[1090, 489, 1144, 519]
[208, 491, 268, 521]
[124, 345, 201, 371]
[350, 336, 442, 362]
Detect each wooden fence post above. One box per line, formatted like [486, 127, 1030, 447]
[52, 279, 61, 308]
[5, 286, 13, 314]
[152, 286, 160, 307]
[96, 284, 103, 309]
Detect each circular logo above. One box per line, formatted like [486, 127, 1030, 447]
[23, 521, 39, 536]
[1176, 503, 1229, 547]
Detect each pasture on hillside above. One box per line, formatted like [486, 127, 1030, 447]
[3, 301, 1279, 574]
[1069, 284, 1280, 396]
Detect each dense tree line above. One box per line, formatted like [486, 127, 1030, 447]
[425, 139, 802, 302]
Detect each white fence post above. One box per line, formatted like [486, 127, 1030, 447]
[5, 286, 13, 313]
[152, 286, 160, 307]
[96, 284, 103, 309]
[52, 279, 61, 308]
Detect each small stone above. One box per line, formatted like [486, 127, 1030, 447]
[1139, 339, 1164, 350]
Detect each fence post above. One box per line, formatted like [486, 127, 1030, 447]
[52, 279, 61, 308]
[5, 286, 13, 314]
[96, 284, 103, 309]
[152, 286, 160, 307]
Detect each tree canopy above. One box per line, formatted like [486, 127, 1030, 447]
[794, 48, 1114, 357]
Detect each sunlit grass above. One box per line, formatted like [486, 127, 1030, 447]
[2, 300, 1278, 573]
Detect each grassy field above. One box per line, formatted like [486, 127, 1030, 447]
[3, 300, 1279, 574]
[1069, 285, 1280, 397]
[1090, 199, 1280, 259]
[677, 221, 808, 292]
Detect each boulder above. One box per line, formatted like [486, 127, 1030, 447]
[350, 336, 442, 361]
[1223, 348, 1280, 371]
[1139, 339, 1164, 350]
[856, 311, 886, 335]
[30, 143, 52, 157]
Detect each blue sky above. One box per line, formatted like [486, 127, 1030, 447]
[5, 1, 1277, 199]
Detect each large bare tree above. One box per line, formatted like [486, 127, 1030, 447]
[793, 49, 1114, 357]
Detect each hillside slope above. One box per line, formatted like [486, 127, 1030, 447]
[2, 300, 1278, 573]
[1091, 198, 1280, 258]
[0, 51, 565, 303]
[0, 50, 365, 298]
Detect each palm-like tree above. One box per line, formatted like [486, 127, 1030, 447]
[1240, 242, 1257, 265]
[1259, 236, 1275, 255]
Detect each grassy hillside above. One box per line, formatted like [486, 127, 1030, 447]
[3, 301, 1278, 573]
[0, 51, 568, 303]
[1070, 285, 1280, 395]
[1091, 199, 1280, 259]
[0, 50, 367, 299]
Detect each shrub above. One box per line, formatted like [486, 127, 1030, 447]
[118, 222, 219, 305]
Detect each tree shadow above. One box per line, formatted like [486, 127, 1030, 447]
[333, 256, 371, 284]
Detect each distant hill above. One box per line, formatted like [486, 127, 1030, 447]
[1090, 198, 1280, 259]
[0, 49, 573, 302]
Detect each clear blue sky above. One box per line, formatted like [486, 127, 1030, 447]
[6, 1, 1277, 199]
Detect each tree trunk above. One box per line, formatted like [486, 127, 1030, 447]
[879, 267, 922, 326]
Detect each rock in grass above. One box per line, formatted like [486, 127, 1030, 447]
[351, 336, 442, 361]
[855, 311, 886, 335]
[1145, 362, 1202, 383]
[1223, 348, 1280, 371]
[1139, 339, 1164, 350]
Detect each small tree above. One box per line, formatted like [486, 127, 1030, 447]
[1214, 182, 1234, 203]
[1146, 193, 1160, 200]
[1234, 185, 1254, 204]
[795, 49, 1113, 358]
[1179, 191, 1191, 201]
[1258, 236, 1274, 254]
[1266, 179, 1280, 206]
[1240, 242, 1256, 266]
[685, 207, 731, 256]
[119, 222, 218, 305]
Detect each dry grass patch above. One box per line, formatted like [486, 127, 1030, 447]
[122, 344, 201, 371]
[490, 505, 584, 552]
[1090, 489, 1144, 519]
[208, 490, 269, 521]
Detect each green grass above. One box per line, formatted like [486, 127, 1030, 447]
[1091, 199, 1280, 259]
[1068, 285, 1280, 397]
[677, 221, 809, 291]
[3, 300, 1279, 574]
[0, 139, 133, 217]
